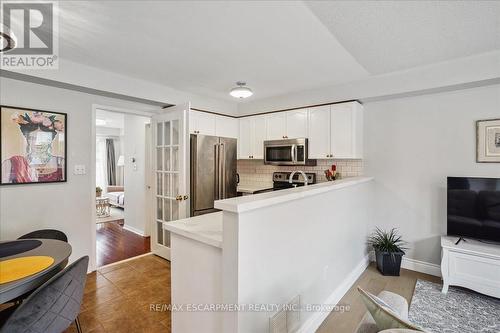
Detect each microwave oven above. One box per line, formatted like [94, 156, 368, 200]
[263, 138, 316, 166]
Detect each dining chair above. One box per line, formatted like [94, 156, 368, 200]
[18, 229, 68, 243]
[0, 256, 89, 333]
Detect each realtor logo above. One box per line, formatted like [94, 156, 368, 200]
[0, 1, 58, 69]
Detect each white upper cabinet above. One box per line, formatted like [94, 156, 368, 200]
[286, 109, 308, 138]
[330, 102, 363, 159]
[307, 105, 331, 159]
[237, 101, 363, 160]
[265, 113, 287, 140]
[238, 117, 252, 159]
[215, 115, 238, 138]
[238, 116, 266, 159]
[189, 110, 216, 136]
[252, 116, 267, 159]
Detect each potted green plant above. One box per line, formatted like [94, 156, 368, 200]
[96, 186, 102, 198]
[368, 227, 407, 276]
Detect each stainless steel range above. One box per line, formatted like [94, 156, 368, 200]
[272, 171, 316, 191]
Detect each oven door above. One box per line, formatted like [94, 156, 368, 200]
[264, 144, 296, 165]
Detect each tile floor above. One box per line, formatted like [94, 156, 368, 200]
[64, 254, 171, 333]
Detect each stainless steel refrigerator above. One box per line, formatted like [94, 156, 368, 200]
[190, 134, 237, 216]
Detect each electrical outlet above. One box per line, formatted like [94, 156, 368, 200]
[269, 308, 287, 333]
[286, 295, 300, 332]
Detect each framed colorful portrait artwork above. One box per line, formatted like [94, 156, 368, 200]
[1, 106, 67, 185]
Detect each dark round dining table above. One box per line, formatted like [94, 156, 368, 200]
[0, 239, 72, 304]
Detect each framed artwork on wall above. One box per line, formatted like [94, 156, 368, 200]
[1, 105, 67, 185]
[476, 118, 500, 163]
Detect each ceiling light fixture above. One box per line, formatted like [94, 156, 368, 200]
[229, 81, 253, 99]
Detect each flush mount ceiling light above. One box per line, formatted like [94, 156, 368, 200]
[229, 81, 253, 99]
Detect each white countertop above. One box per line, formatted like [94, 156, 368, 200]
[237, 184, 273, 194]
[215, 176, 374, 213]
[163, 212, 223, 248]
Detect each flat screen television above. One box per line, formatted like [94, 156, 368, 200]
[447, 177, 500, 243]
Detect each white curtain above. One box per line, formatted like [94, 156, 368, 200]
[96, 137, 108, 193]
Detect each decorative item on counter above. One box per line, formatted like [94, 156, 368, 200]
[324, 164, 340, 181]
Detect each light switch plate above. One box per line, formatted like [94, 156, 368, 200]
[73, 165, 86, 175]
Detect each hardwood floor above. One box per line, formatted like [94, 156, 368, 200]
[96, 221, 151, 267]
[316, 263, 441, 333]
[65, 254, 171, 333]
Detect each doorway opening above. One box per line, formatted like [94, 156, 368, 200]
[94, 108, 152, 267]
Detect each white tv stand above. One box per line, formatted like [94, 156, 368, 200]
[441, 236, 500, 298]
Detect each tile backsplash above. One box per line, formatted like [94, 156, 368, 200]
[237, 159, 363, 187]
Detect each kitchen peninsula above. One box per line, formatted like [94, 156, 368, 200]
[164, 176, 374, 333]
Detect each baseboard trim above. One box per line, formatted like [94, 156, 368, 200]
[122, 224, 146, 237]
[368, 251, 442, 278]
[297, 254, 370, 333]
[401, 257, 441, 277]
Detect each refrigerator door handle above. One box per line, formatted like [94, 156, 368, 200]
[214, 143, 220, 200]
[220, 143, 226, 199]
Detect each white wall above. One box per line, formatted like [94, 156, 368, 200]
[364, 84, 500, 265]
[222, 180, 374, 333]
[123, 114, 150, 236]
[0, 77, 156, 271]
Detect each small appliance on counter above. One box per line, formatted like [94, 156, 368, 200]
[272, 172, 316, 191]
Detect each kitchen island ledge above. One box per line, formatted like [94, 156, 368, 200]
[215, 176, 374, 213]
[163, 212, 222, 248]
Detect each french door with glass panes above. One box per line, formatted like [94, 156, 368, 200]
[152, 104, 190, 259]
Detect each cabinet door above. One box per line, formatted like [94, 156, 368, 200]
[252, 116, 267, 159]
[331, 103, 355, 158]
[216, 115, 238, 138]
[307, 106, 331, 159]
[238, 117, 252, 159]
[265, 113, 287, 140]
[286, 109, 308, 138]
[190, 110, 216, 136]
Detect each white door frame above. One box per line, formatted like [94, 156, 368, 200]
[90, 104, 155, 271]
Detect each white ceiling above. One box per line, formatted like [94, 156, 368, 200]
[57, 1, 500, 104]
[306, 1, 500, 74]
[58, 1, 368, 102]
